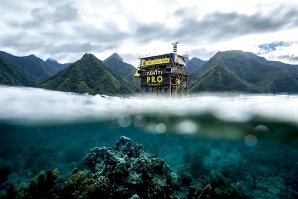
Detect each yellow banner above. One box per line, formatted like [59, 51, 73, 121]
[141, 58, 170, 67]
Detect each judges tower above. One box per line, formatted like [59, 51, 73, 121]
[134, 43, 188, 96]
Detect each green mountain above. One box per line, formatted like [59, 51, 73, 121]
[45, 58, 71, 73]
[104, 53, 139, 87]
[190, 50, 298, 93]
[186, 57, 206, 74]
[0, 51, 67, 81]
[41, 53, 139, 95]
[0, 56, 36, 86]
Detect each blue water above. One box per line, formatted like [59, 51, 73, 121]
[0, 86, 298, 198]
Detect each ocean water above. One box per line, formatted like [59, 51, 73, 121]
[0, 86, 298, 199]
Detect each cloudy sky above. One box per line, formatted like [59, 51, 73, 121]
[1, 0, 298, 66]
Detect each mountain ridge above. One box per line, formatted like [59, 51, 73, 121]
[1, 50, 298, 94]
[0, 51, 70, 81]
[0, 56, 37, 86]
[190, 50, 298, 93]
[186, 57, 206, 74]
[104, 53, 139, 87]
[40, 53, 139, 95]
[45, 58, 71, 73]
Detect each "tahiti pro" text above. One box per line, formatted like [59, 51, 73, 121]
[146, 71, 163, 83]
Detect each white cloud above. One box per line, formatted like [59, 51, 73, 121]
[0, 0, 298, 65]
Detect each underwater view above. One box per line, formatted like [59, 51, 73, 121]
[0, 86, 298, 199]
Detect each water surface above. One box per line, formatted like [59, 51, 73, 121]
[0, 86, 297, 199]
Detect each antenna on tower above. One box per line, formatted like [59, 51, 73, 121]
[172, 42, 178, 53]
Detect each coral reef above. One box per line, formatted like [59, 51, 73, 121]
[62, 169, 95, 199]
[182, 147, 209, 179]
[178, 170, 193, 187]
[187, 172, 248, 199]
[4, 136, 183, 199]
[6, 169, 60, 199]
[83, 136, 181, 198]
[6, 136, 296, 199]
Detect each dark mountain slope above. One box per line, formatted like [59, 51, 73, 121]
[186, 57, 206, 74]
[0, 56, 36, 86]
[0, 51, 55, 81]
[41, 53, 138, 95]
[104, 53, 139, 86]
[190, 50, 298, 93]
[190, 54, 257, 92]
[45, 58, 71, 73]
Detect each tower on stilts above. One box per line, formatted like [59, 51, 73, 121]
[134, 42, 189, 97]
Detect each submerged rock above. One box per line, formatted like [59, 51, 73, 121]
[83, 136, 181, 198]
[188, 172, 249, 199]
[0, 165, 10, 184]
[7, 169, 60, 199]
[63, 170, 95, 199]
